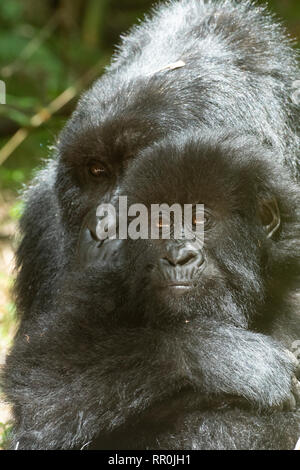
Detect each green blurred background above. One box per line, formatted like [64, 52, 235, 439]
[0, 0, 299, 448]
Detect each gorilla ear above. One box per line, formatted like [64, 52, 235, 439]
[258, 197, 281, 238]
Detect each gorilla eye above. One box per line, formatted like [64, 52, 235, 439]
[88, 161, 108, 178]
[192, 211, 212, 230]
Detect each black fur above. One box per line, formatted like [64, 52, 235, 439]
[2, 0, 300, 450]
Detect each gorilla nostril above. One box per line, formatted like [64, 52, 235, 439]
[162, 256, 176, 267]
[162, 250, 197, 267]
[176, 251, 197, 266]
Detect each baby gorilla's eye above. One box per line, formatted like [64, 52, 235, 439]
[204, 214, 210, 226]
[192, 210, 212, 230]
[88, 161, 108, 178]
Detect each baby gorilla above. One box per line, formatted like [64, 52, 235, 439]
[4, 132, 300, 450]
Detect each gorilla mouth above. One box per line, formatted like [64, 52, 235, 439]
[156, 280, 195, 295]
[163, 281, 193, 288]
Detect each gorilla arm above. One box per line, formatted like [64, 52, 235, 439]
[185, 323, 300, 410]
[3, 306, 299, 449]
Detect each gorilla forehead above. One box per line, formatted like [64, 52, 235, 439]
[122, 132, 278, 208]
[58, 76, 185, 168]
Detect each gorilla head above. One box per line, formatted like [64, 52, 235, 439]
[77, 132, 299, 331]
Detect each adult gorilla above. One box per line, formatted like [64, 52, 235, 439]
[2, 0, 300, 450]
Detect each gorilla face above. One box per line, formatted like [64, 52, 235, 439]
[75, 133, 289, 331]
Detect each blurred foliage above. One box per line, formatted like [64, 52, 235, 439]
[9, 200, 24, 220]
[0, 299, 16, 344]
[0, 421, 12, 449]
[0, 0, 299, 193]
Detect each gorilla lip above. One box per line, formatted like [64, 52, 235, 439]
[161, 281, 194, 291]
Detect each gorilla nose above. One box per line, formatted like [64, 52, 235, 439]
[162, 247, 198, 267]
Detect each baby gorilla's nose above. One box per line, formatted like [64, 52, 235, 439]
[157, 241, 204, 289]
[162, 246, 197, 267]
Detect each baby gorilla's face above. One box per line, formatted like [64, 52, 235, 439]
[76, 135, 276, 329]
[122, 218, 261, 329]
